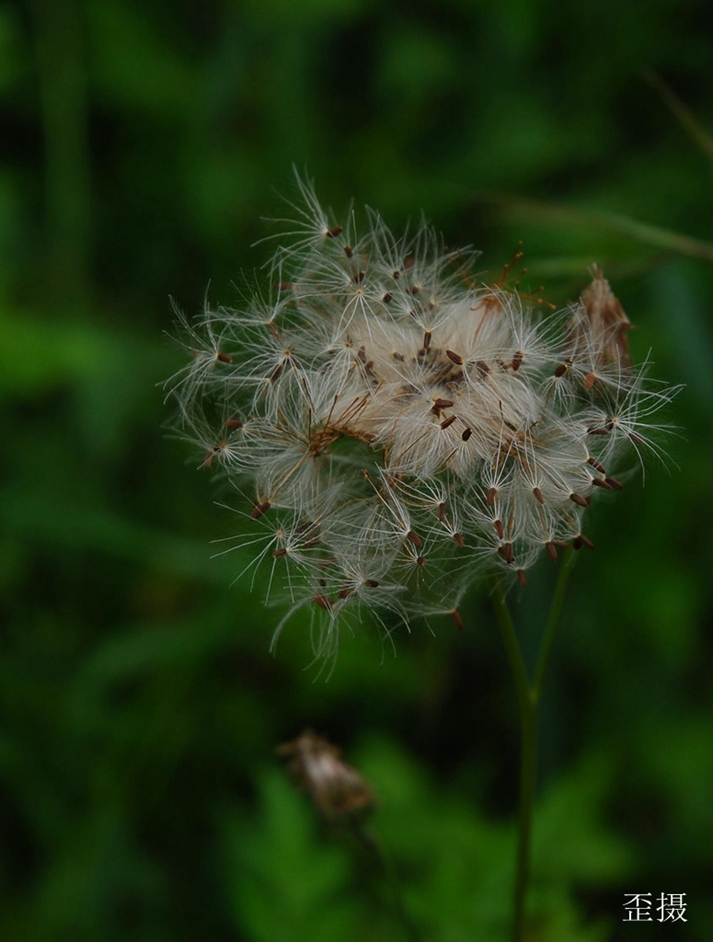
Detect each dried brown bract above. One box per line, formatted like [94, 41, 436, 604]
[576, 265, 634, 368]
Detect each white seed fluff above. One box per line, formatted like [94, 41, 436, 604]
[166, 178, 676, 658]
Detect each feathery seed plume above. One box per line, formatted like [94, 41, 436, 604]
[166, 176, 676, 660]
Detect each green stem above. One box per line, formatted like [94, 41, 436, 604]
[533, 549, 576, 696]
[514, 688, 537, 942]
[491, 580, 530, 714]
[491, 553, 575, 942]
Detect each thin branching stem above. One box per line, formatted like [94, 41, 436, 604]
[533, 548, 576, 696]
[491, 580, 531, 714]
[491, 550, 576, 942]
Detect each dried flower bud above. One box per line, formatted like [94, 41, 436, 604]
[277, 730, 375, 823]
[574, 264, 634, 368]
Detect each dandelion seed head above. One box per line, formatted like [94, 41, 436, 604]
[166, 175, 678, 657]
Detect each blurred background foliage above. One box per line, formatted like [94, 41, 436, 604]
[1, 1, 712, 940]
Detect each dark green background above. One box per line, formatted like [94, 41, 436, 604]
[1, 2, 711, 940]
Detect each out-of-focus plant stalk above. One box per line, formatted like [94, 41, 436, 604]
[352, 821, 422, 942]
[30, 0, 93, 309]
[481, 192, 713, 264]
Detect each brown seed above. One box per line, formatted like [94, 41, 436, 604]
[313, 594, 333, 610]
[433, 397, 454, 411]
[605, 476, 624, 491]
[494, 519, 505, 539]
[438, 502, 447, 522]
[274, 281, 293, 291]
[554, 363, 567, 378]
[587, 456, 607, 474]
[326, 226, 343, 238]
[353, 270, 365, 284]
[462, 427, 472, 441]
[533, 487, 544, 504]
[476, 359, 490, 378]
[451, 609, 464, 631]
[392, 351, 405, 361]
[407, 529, 423, 548]
[251, 500, 271, 520]
[629, 431, 645, 445]
[343, 245, 353, 258]
[583, 371, 596, 390]
[365, 579, 380, 588]
[446, 349, 464, 365]
[216, 351, 233, 364]
[498, 542, 514, 564]
[517, 569, 527, 588]
[453, 532, 465, 547]
[225, 418, 243, 429]
[382, 292, 393, 304]
[545, 541, 558, 561]
[272, 548, 288, 558]
[569, 493, 590, 508]
[591, 477, 612, 489]
[423, 330, 432, 350]
[573, 536, 583, 550]
[203, 449, 216, 469]
[416, 556, 426, 567]
[578, 533, 595, 550]
[487, 487, 497, 506]
[440, 415, 457, 430]
[512, 351, 524, 372]
[588, 427, 609, 436]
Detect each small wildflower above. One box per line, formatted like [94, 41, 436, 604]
[277, 730, 375, 823]
[166, 176, 677, 658]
